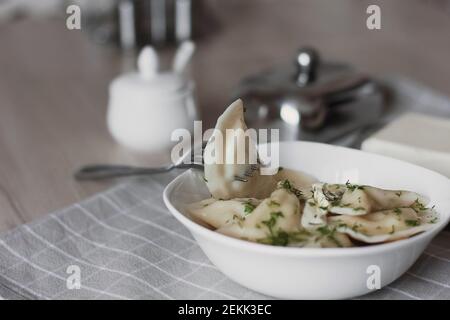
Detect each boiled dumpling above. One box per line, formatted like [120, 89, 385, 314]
[309, 182, 429, 216]
[217, 187, 301, 242]
[328, 207, 435, 243]
[289, 229, 354, 248]
[204, 99, 278, 200]
[212, 184, 354, 248]
[188, 99, 437, 248]
[187, 197, 262, 229]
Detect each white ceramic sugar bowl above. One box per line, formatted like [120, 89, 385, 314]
[107, 44, 197, 152]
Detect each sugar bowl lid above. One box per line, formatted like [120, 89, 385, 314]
[110, 46, 188, 97]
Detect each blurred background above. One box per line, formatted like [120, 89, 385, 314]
[0, 0, 449, 230]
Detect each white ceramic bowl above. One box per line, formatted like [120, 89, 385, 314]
[163, 141, 450, 299]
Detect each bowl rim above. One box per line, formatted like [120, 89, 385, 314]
[163, 141, 450, 257]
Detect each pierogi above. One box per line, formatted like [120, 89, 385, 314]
[188, 100, 438, 248]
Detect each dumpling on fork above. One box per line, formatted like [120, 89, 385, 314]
[203, 99, 278, 200]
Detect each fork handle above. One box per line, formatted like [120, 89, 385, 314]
[74, 164, 170, 180]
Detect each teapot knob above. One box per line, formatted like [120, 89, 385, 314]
[295, 47, 320, 86]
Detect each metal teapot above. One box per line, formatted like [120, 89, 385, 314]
[233, 47, 384, 144]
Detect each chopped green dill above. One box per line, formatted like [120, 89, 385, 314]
[351, 224, 360, 232]
[319, 206, 328, 211]
[411, 199, 428, 212]
[337, 203, 350, 208]
[314, 226, 342, 247]
[327, 234, 342, 247]
[317, 226, 332, 236]
[353, 207, 365, 211]
[268, 200, 280, 207]
[261, 211, 284, 235]
[279, 179, 303, 198]
[405, 219, 420, 227]
[280, 179, 292, 190]
[393, 208, 402, 214]
[390, 225, 395, 234]
[264, 230, 290, 246]
[429, 217, 438, 224]
[317, 225, 338, 238]
[243, 200, 256, 214]
[258, 229, 310, 247]
[330, 200, 341, 206]
[231, 214, 244, 228]
[345, 180, 365, 191]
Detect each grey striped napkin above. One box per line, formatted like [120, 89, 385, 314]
[0, 170, 449, 300]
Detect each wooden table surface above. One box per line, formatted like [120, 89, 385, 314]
[0, 0, 449, 232]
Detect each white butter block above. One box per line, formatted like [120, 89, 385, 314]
[361, 113, 450, 178]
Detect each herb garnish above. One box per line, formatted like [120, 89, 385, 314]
[327, 235, 343, 248]
[261, 211, 284, 235]
[411, 199, 428, 212]
[308, 201, 316, 207]
[263, 230, 290, 246]
[243, 200, 256, 215]
[393, 208, 402, 214]
[389, 225, 395, 234]
[280, 179, 292, 190]
[345, 180, 365, 191]
[268, 200, 280, 208]
[429, 217, 438, 224]
[258, 230, 311, 247]
[279, 180, 303, 198]
[405, 219, 420, 227]
[316, 226, 342, 247]
[317, 226, 332, 236]
[351, 224, 361, 232]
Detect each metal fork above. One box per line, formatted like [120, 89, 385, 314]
[74, 142, 260, 181]
[74, 143, 205, 181]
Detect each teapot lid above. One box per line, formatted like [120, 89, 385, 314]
[234, 47, 370, 100]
